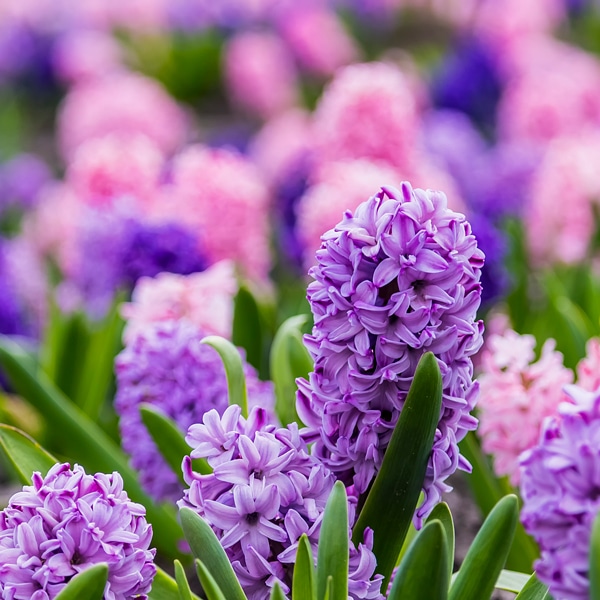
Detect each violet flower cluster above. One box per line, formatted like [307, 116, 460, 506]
[520, 385, 600, 600]
[0, 463, 156, 600]
[297, 182, 485, 523]
[115, 319, 275, 503]
[180, 405, 384, 600]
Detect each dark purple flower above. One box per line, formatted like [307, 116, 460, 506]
[0, 153, 51, 213]
[115, 319, 275, 503]
[431, 37, 502, 132]
[0, 462, 156, 600]
[0, 241, 30, 338]
[180, 404, 384, 600]
[296, 183, 484, 523]
[520, 385, 600, 600]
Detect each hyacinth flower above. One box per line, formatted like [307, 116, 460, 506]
[477, 329, 574, 485]
[115, 319, 275, 503]
[180, 404, 384, 600]
[519, 384, 600, 600]
[297, 182, 484, 523]
[0, 463, 156, 600]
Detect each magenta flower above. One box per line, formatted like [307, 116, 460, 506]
[520, 385, 600, 600]
[0, 463, 155, 600]
[180, 405, 383, 600]
[297, 182, 484, 523]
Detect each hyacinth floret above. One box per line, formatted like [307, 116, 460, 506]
[520, 385, 600, 600]
[115, 319, 275, 503]
[180, 405, 384, 600]
[297, 182, 484, 524]
[0, 463, 156, 600]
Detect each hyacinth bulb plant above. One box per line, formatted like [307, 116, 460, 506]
[0, 183, 596, 600]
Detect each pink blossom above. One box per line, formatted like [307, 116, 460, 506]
[168, 146, 272, 281]
[525, 134, 600, 266]
[311, 62, 419, 173]
[477, 330, 574, 485]
[121, 260, 238, 344]
[57, 72, 187, 160]
[576, 338, 600, 393]
[223, 30, 300, 120]
[52, 29, 123, 84]
[66, 135, 164, 210]
[275, 4, 359, 78]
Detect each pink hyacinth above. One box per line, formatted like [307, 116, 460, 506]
[477, 329, 573, 485]
[576, 338, 600, 393]
[57, 72, 187, 160]
[168, 146, 272, 281]
[121, 260, 238, 344]
[275, 4, 359, 78]
[525, 134, 600, 266]
[311, 62, 419, 173]
[223, 30, 300, 120]
[498, 40, 600, 143]
[66, 135, 164, 210]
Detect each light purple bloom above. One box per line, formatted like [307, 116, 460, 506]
[0, 463, 155, 600]
[115, 320, 275, 503]
[520, 385, 600, 600]
[180, 405, 384, 599]
[296, 182, 484, 524]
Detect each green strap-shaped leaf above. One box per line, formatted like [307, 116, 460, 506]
[232, 284, 265, 376]
[179, 506, 248, 600]
[293, 534, 316, 600]
[0, 424, 57, 483]
[0, 335, 183, 560]
[149, 566, 201, 600]
[449, 495, 519, 600]
[270, 314, 313, 426]
[426, 502, 455, 577]
[195, 559, 227, 600]
[514, 573, 551, 599]
[201, 336, 248, 417]
[174, 559, 194, 600]
[591, 510, 600, 600]
[54, 563, 108, 600]
[140, 404, 210, 484]
[495, 570, 533, 594]
[323, 576, 333, 600]
[316, 481, 349, 600]
[352, 352, 443, 590]
[270, 582, 288, 600]
[387, 520, 450, 600]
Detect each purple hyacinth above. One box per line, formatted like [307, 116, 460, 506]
[520, 385, 600, 600]
[115, 319, 275, 503]
[180, 404, 384, 600]
[0, 463, 156, 600]
[0, 153, 51, 213]
[296, 182, 484, 523]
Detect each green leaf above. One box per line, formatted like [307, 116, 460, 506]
[270, 582, 288, 600]
[514, 573, 551, 599]
[54, 563, 108, 600]
[426, 502, 454, 576]
[201, 336, 248, 417]
[270, 314, 313, 426]
[174, 560, 194, 600]
[0, 335, 183, 560]
[387, 520, 450, 600]
[179, 506, 248, 600]
[140, 404, 210, 484]
[0, 424, 57, 483]
[195, 559, 227, 600]
[293, 534, 316, 600]
[232, 284, 264, 375]
[323, 576, 333, 600]
[149, 566, 201, 600]
[449, 495, 519, 600]
[352, 352, 443, 590]
[316, 481, 348, 600]
[495, 570, 533, 593]
[591, 510, 600, 600]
